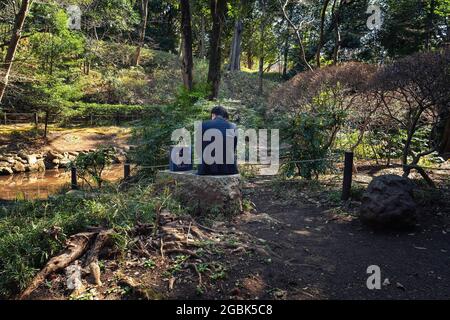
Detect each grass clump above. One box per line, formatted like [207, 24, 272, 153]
[0, 181, 182, 299]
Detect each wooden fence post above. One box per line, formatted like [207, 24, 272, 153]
[71, 166, 78, 190]
[124, 162, 130, 179]
[34, 113, 38, 126]
[116, 112, 120, 125]
[341, 151, 354, 201]
[3, 113, 6, 125]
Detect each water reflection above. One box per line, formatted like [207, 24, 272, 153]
[0, 164, 124, 200]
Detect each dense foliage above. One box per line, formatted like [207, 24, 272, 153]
[0, 0, 449, 301]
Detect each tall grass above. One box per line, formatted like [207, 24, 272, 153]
[0, 181, 181, 298]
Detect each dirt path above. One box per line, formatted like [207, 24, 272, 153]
[234, 177, 450, 299]
[25, 175, 450, 300]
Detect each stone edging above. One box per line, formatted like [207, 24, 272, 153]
[0, 147, 128, 175]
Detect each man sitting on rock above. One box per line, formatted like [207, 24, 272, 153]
[197, 106, 238, 175]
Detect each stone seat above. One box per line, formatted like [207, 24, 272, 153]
[156, 170, 242, 217]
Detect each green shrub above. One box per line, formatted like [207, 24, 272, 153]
[70, 149, 114, 189]
[280, 111, 341, 179]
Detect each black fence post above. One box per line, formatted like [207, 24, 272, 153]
[341, 151, 354, 201]
[124, 162, 130, 179]
[71, 166, 78, 190]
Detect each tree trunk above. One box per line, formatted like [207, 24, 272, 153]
[332, 0, 342, 65]
[0, 0, 30, 103]
[247, 50, 253, 69]
[207, 0, 227, 100]
[316, 0, 331, 68]
[228, 20, 243, 71]
[44, 111, 49, 139]
[440, 115, 450, 159]
[425, 0, 435, 50]
[258, 55, 264, 94]
[133, 0, 149, 66]
[279, 0, 313, 71]
[199, 15, 207, 58]
[258, 0, 267, 94]
[83, 59, 90, 75]
[282, 33, 289, 78]
[180, 0, 194, 90]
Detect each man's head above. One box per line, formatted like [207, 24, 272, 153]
[211, 106, 229, 120]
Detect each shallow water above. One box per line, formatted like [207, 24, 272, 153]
[0, 164, 124, 200]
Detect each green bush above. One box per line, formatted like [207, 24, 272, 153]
[70, 149, 114, 189]
[67, 102, 156, 116]
[280, 111, 341, 179]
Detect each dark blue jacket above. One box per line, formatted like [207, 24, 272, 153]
[197, 117, 238, 175]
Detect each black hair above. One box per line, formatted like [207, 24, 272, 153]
[211, 106, 229, 119]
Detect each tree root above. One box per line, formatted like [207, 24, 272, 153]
[184, 263, 202, 288]
[165, 248, 200, 259]
[84, 229, 114, 268]
[19, 228, 115, 299]
[168, 277, 176, 291]
[116, 273, 160, 299]
[83, 229, 114, 287]
[19, 232, 97, 300]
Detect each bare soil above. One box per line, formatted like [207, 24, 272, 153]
[26, 168, 450, 300]
[0, 125, 131, 154]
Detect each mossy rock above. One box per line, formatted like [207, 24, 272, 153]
[156, 170, 243, 217]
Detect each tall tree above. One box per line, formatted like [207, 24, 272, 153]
[228, 19, 243, 71]
[316, 0, 331, 67]
[242, 7, 258, 70]
[331, 0, 342, 64]
[258, 0, 267, 94]
[199, 15, 207, 58]
[282, 33, 289, 77]
[180, 0, 194, 90]
[278, 0, 314, 71]
[0, 0, 30, 104]
[133, 0, 149, 66]
[228, 0, 247, 71]
[207, 0, 227, 100]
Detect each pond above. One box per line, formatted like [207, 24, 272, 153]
[0, 164, 125, 200]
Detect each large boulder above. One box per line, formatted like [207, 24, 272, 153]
[45, 150, 63, 161]
[12, 162, 26, 173]
[360, 174, 417, 229]
[28, 159, 46, 172]
[156, 170, 243, 217]
[25, 154, 38, 165]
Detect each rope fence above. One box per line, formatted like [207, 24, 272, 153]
[3, 153, 447, 201]
[66, 152, 367, 201]
[0, 112, 145, 126]
[66, 151, 449, 196]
